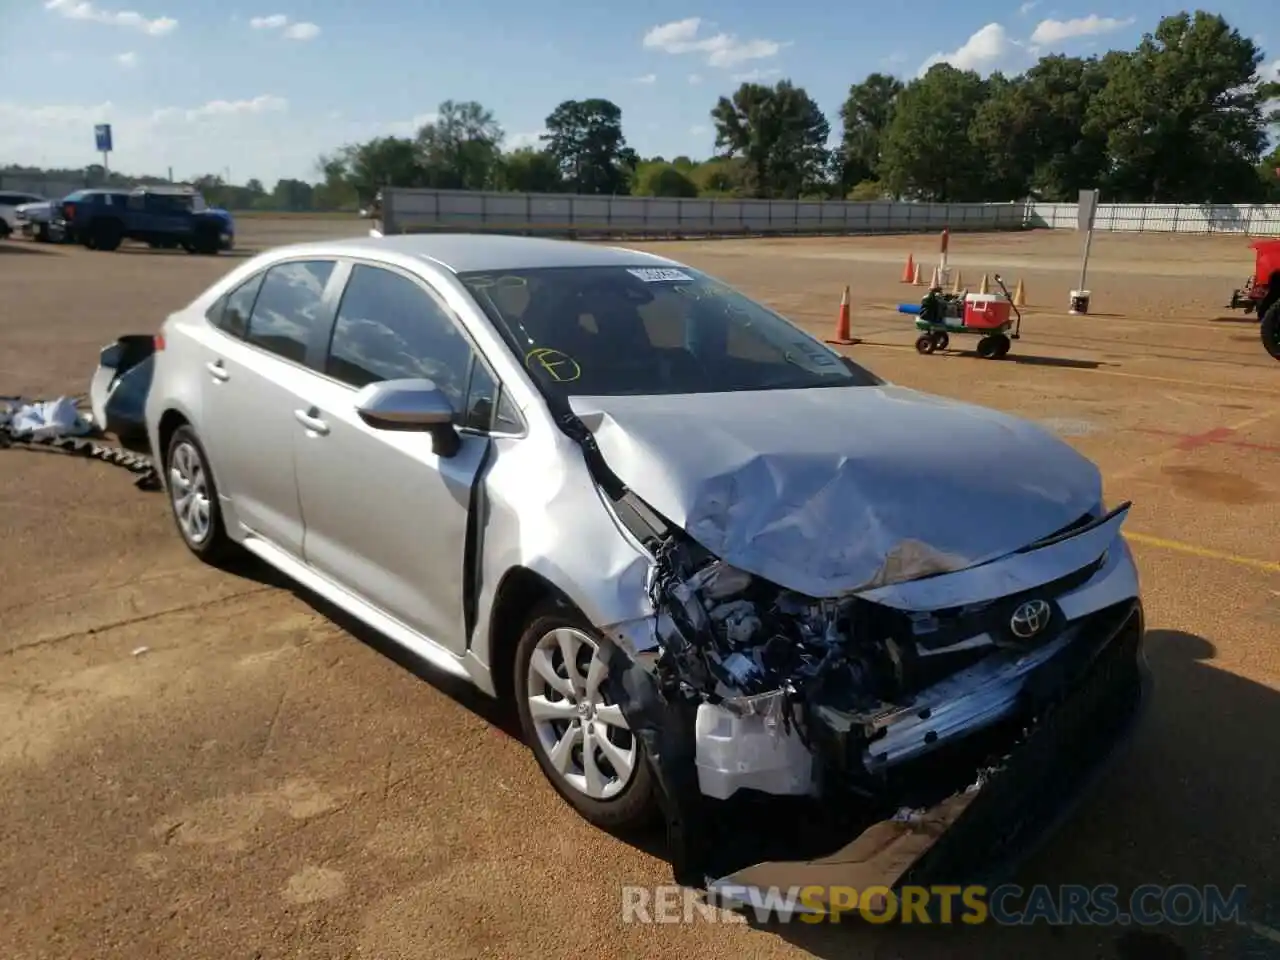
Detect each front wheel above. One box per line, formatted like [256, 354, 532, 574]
[514, 603, 658, 831]
[915, 334, 937, 355]
[1262, 300, 1280, 362]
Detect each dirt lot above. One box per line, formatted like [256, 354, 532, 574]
[2, 223, 1278, 960]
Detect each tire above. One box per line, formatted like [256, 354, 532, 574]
[1262, 300, 1280, 362]
[915, 334, 937, 355]
[0, 221, 10, 239]
[91, 218, 124, 252]
[35, 223, 50, 243]
[933, 332, 950, 351]
[165, 425, 236, 563]
[193, 223, 221, 255]
[991, 333, 1012, 358]
[977, 335, 1002, 359]
[513, 601, 658, 832]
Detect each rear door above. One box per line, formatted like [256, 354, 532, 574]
[198, 258, 343, 557]
[292, 261, 510, 651]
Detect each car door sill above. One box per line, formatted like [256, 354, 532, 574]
[240, 535, 471, 682]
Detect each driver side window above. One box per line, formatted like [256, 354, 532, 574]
[325, 264, 476, 414]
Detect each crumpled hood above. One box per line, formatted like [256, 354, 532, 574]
[570, 385, 1102, 597]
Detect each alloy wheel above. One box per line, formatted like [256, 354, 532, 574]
[524, 627, 637, 801]
[169, 440, 212, 545]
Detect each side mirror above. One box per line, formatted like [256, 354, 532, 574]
[354, 378, 461, 457]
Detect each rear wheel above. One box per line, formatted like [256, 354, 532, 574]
[514, 602, 658, 831]
[915, 334, 937, 355]
[165, 426, 235, 563]
[192, 223, 221, 255]
[977, 334, 1006, 359]
[932, 332, 950, 351]
[90, 218, 123, 251]
[1261, 300, 1280, 362]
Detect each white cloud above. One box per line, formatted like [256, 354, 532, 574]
[688, 73, 702, 84]
[1018, 1, 1040, 14]
[44, 0, 177, 36]
[507, 131, 547, 150]
[918, 23, 1022, 76]
[248, 13, 320, 40]
[1263, 59, 1280, 81]
[384, 112, 439, 137]
[282, 21, 320, 40]
[1030, 15, 1134, 45]
[633, 73, 657, 84]
[642, 17, 784, 68]
[151, 95, 288, 124]
[114, 50, 137, 67]
[731, 67, 782, 82]
[689, 125, 709, 136]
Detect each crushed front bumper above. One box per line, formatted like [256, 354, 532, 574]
[707, 599, 1149, 911]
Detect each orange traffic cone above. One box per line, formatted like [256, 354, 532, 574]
[901, 253, 915, 283]
[912, 262, 924, 285]
[1012, 278, 1027, 306]
[950, 271, 963, 296]
[825, 286, 859, 345]
[979, 273, 990, 295]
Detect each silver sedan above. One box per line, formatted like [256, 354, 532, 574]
[126, 234, 1146, 887]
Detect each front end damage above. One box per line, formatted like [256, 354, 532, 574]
[598, 497, 1148, 904]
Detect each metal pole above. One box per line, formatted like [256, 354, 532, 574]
[1078, 227, 1094, 291]
[102, 151, 110, 179]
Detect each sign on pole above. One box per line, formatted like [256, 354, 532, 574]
[1076, 188, 1099, 231]
[94, 123, 113, 178]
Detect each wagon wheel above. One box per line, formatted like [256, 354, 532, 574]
[1262, 301, 1280, 361]
[991, 333, 1011, 358]
[915, 334, 937, 355]
[932, 332, 950, 351]
[976, 335, 1002, 359]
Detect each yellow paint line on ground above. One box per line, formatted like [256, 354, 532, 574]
[1126, 532, 1280, 574]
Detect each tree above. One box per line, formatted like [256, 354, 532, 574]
[541, 99, 637, 194]
[711, 80, 831, 198]
[497, 148, 563, 192]
[971, 56, 1113, 201]
[878, 64, 991, 201]
[272, 178, 314, 211]
[838, 73, 903, 191]
[1085, 12, 1269, 202]
[415, 100, 504, 190]
[631, 161, 699, 197]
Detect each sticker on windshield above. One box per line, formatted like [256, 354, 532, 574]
[627, 267, 693, 283]
[525, 347, 581, 383]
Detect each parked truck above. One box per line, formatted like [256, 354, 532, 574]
[58, 184, 235, 254]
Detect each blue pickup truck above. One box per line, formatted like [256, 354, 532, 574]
[58, 185, 235, 254]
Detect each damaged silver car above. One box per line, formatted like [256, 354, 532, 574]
[95, 234, 1148, 898]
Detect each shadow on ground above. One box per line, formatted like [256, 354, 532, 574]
[944, 349, 1107, 370]
[0, 241, 63, 256]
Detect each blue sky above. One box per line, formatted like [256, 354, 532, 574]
[1, 0, 1276, 186]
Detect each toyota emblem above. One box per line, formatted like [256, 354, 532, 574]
[1009, 599, 1052, 639]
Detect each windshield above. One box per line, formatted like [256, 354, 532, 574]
[458, 265, 880, 398]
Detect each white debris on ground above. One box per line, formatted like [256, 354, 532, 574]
[1, 396, 96, 441]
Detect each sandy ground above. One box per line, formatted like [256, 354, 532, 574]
[1, 223, 1278, 960]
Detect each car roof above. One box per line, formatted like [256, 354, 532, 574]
[266, 233, 685, 274]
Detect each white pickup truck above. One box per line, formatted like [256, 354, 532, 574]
[0, 191, 48, 240]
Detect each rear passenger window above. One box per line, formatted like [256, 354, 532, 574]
[207, 272, 264, 339]
[325, 264, 475, 410]
[245, 260, 335, 364]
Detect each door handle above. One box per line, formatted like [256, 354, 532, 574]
[205, 360, 230, 382]
[294, 407, 330, 436]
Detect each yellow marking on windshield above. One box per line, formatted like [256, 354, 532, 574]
[525, 347, 582, 383]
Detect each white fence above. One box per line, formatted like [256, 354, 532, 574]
[382, 189, 1026, 237]
[382, 189, 1280, 238]
[1028, 202, 1280, 235]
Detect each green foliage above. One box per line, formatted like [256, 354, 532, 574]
[541, 98, 638, 195]
[631, 161, 699, 197]
[711, 80, 830, 198]
[8, 11, 1278, 208]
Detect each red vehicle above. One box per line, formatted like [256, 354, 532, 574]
[1225, 238, 1280, 361]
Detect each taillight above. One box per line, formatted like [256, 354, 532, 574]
[62, 202, 75, 220]
[153, 334, 166, 351]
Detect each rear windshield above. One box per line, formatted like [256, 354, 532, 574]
[458, 265, 880, 398]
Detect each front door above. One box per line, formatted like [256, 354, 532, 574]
[199, 258, 340, 557]
[293, 262, 494, 652]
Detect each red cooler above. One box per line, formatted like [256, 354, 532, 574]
[963, 293, 1012, 330]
